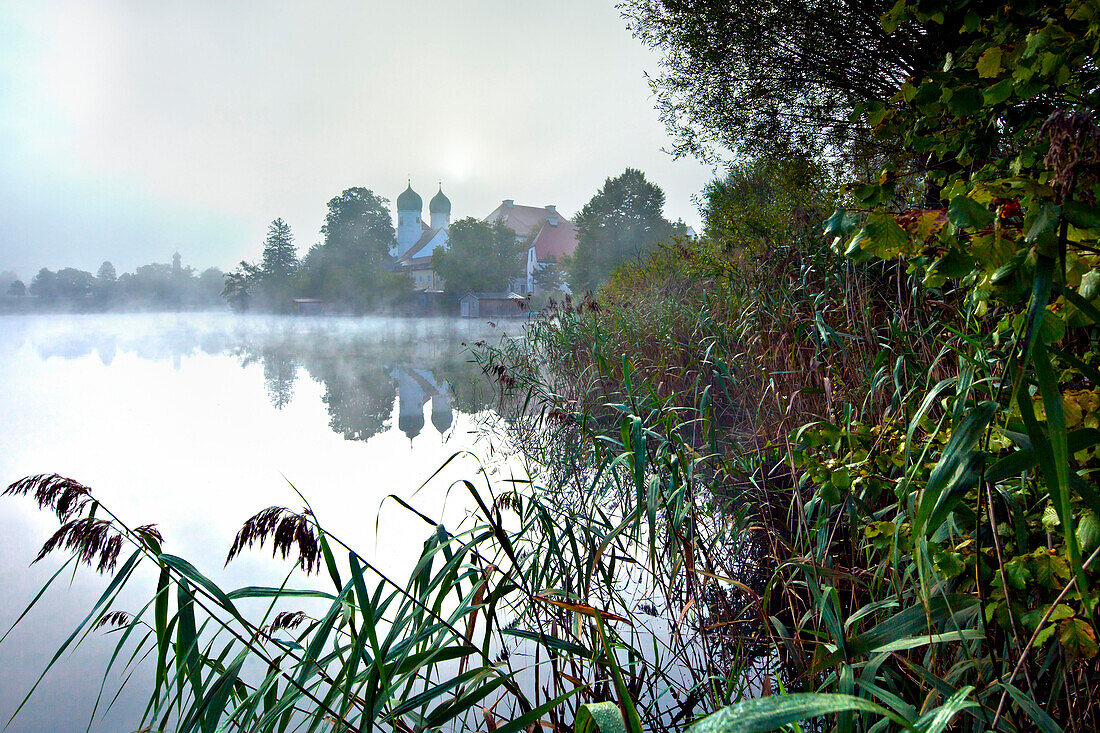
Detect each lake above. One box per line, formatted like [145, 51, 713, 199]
[0, 312, 512, 731]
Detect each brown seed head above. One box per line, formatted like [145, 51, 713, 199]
[5, 474, 93, 522]
[226, 506, 322, 574]
[36, 517, 124, 573]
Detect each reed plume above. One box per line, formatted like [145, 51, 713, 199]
[226, 506, 321, 574]
[35, 517, 123, 573]
[4, 473, 93, 522]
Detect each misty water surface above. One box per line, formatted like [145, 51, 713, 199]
[0, 312, 515, 732]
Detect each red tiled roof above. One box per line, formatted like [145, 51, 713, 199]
[530, 219, 578, 261]
[484, 203, 571, 238]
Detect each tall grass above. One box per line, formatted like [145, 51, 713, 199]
[5, 1, 1099, 729]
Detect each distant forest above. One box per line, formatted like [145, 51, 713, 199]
[0, 253, 226, 311]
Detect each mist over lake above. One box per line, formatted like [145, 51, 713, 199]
[0, 312, 507, 731]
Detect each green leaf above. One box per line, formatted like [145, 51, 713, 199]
[502, 629, 592, 657]
[983, 78, 1015, 105]
[1026, 204, 1061, 243]
[824, 207, 857, 239]
[1033, 625, 1056, 648]
[917, 401, 997, 536]
[992, 681, 1063, 733]
[1058, 618, 1099, 659]
[576, 702, 627, 733]
[225, 586, 337, 601]
[1030, 551, 1071, 587]
[594, 615, 644, 733]
[851, 213, 911, 258]
[977, 46, 1003, 77]
[947, 87, 983, 115]
[913, 685, 976, 733]
[492, 688, 582, 733]
[813, 594, 979, 672]
[691, 693, 905, 733]
[1064, 199, 1100, 229]
[1003, 557, 1030, 589]
[947, 195, 994, 229]
[1078, 512, 1100, 554]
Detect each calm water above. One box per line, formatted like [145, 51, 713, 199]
[0, 312, 512, 731]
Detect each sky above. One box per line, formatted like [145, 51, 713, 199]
[0, 0, 714, 279]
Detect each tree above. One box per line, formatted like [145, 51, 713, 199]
[7, 280, 25, 297]
[701, 152, 834, 249]
[532, 260, 566, 293]
[320, 188, 396, 266]
[619, 0, 961, 164]
[197, 267, 225, 305]
[30, 268, 56, 298]
[566, 169, 683, 293]
[53, 268, 95, 298]
[94, 261, 118, 303]
[432, 218, 526, 294]
[222, 261, 262, 312]
[260, 218, 298, 280]
[96, 261, 117, 282]
[288, 188, 406, 312]
[126, 263, 179, 305]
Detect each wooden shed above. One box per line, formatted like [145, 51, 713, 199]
[459, 292, 525, 318]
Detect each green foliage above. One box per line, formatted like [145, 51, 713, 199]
[619, 0, 953, 163]
[259, 218, 298, 281]
[9, 0, 1100, 730]
[226, 191, 410, 313]
[702, 153, 835, 248]
[532, 259, 567, 293]
[566, 168, 684, 294]
[96, 261, 116, 282]
[479, 0, 1100, 725]
[295, 242, 410, 312]
[432, 217, 526, 294]
[222, 260, 263, 312]
[320, 187, 396, 267]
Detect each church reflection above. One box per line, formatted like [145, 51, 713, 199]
[392, 368, 452, 441]
[22, 318, 494, 444]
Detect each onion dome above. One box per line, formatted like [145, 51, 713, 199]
[396, 183, 422, 211]
[429, 186, 451, 215]
[399, 408, 424, 441]
[431, 399, 452, 434]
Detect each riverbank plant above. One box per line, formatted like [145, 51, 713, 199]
[4, 0, 1100, 731]
[480, 0, 1100, 730]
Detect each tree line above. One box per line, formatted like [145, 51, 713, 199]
[3, 173, 690, 315]
[1, 254, 225, 310]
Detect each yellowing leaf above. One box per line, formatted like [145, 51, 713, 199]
[1028, 550, 1071, 587]
[977, 46, 1003, 78]
[533, 595, 632, 624]
[1059, 618, 1099, 659]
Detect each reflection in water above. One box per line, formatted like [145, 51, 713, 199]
[23, 315, 498, 444]
[393, 368, 452, 441]
[0, 313, 512, 732]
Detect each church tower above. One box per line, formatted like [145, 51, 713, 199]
[429, 185, 451, 232]
[395, 181, 423, 257]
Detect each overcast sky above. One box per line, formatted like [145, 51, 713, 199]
[0, 1, 714, 278]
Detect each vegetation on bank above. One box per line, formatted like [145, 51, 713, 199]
[1, 254, 226, 311]
[2, 1, 1099, 733]
[479, 0, 1100, 729]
